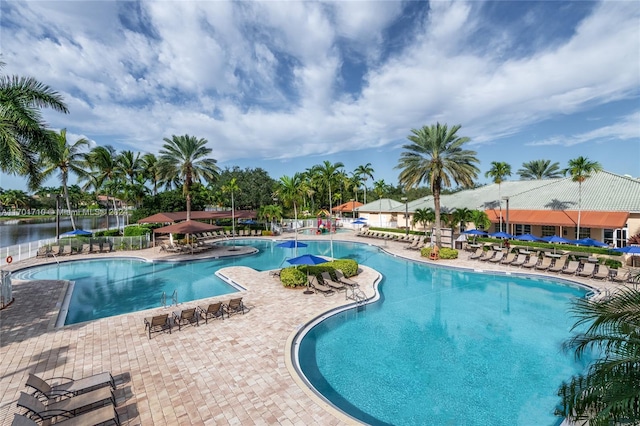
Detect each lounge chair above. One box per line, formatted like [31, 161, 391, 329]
[17, 388, 115, 421]
[592, 265, 611, 280]
[469, 248, 484, 260]
[522, 255, 539, 269]
[173, 307, 199, 330]
[478, 250, 495, 262]
[143, 314, 171, 338]
[561, 261, 580, 275]
[224, 298, 246, 317]
[321, 272, 346, 291]
[26, 372, 115, 399]
[80, 244, 90, 255]
[335, 269, 358, 287]
[49, 246, 61, 257]
[309, 276, 334, 296]
[577, 262, 596, 278]
[412, 240, 426, 251]
[510, 254, 527, 267]
[61, 245, 73, 256]
[611, 268, 630, 283]
[500, 252, 516, 265]
[488, 251, 504, 263]
[405, 238, 421, 250]
[534, 257, 553, 271]
[198, 302, 224, 323]
[548, 255, 569, 273]
[36, 246, 49, 258]
[11, 405, 120, 426]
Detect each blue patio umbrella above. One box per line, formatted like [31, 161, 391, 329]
[463, 229, 488, 236]
[277, 240, 308, 248]
[61, 229, 92, 237]
[613, 246, 640, 254]
[287, 254, 329, 294]
[489, 231, 514, 239]
[574, 238, 609, 248]
[353, 219, 367, 226]
[513, 233, 543, 242]
[241, 219, 258, 225]
[541, 235, 572, 244]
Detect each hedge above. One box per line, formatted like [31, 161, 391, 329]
[421, 247, 458, 259]
[279, 259, 358, 288]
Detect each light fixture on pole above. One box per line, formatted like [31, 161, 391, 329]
[401, 197, 408, 235]
[502, 196, 510, 235]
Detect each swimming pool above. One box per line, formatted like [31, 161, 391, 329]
[15, 240, 588, 423]
[299, 228, 353, 235]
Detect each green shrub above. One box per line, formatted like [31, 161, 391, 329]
[604, 258, 623, 269]
[420, 247, 458, 259]
[94, 229, 120, 237]
[123, 225, 152, 236]
[280, 267, 307, 287]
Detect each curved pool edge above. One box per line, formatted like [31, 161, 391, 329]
[285, 265, 384, 425]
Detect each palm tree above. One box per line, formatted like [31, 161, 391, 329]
[396, 123, 479, 247]
[275, 173, 310, 255]
[349, 172, 364, 203]
[451, 207, 473, 233]
[141, 153, 161, 195]
[373, 179, 388, 227]
[470, 210, 491, 231]
[556, 287, 640, 425]
[222, 177, 240, 243]
[158, 135, 219, 220]
[39, 129, 89, 230]
[355, 163, 374, 204]
[517, 159, 562, 180]
[413, 207, 435, 236]
[0, 62, 69, 189]
[80, 145, 121, 231]
[563, 156, 603, 239]
[118, 150, 143, 185]
[311, 161, 344, 258]
[485, 161, 512, 232]
[259, 204, 282, 232]
[0, 189, 30, 210]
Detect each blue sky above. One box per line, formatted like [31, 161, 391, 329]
[1, 1, 639, 192]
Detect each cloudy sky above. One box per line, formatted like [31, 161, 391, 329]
[1, 0, 639, 192]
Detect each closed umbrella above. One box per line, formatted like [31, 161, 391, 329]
[287, 254, 329, 294]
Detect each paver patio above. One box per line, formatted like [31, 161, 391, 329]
[0, 232, 628, 425]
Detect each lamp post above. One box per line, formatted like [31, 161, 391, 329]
[401, 197, 408, 235]
[502, 196, 510, 235]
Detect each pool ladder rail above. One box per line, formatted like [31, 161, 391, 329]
[161, 290, 178, 308]
[346, 286, 366, 305]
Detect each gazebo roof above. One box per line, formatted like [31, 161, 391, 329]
[138, 210, 256, 224]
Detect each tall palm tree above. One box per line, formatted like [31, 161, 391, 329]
[0, 62, 69, 189]
[0, 189, 30, 210]
[517, 159, 562, 180]
[349, 171, 364, 203]
[470, 209, 491, 231]
[413, 207, 435, 236]
[354, 163, 374, 204]
[485, 161, 512, 232]
[311, 160, 344, 258]
[118, 150, 143, 185]
[158, 134, 219, 220]
[556, 287, 640, 425]
[222, 177, 240, 241]
[275, 173, 311, 255]
[259, 204, 282, 232]
[80, 145, 121, 230]
[563, 156, 603, 239]
[141, 153, 161, 195]
[451, 207, 473, 233]
[396, 123, 479, 247]
[373, 179, 388, 227]
[39, 129, 89, 230]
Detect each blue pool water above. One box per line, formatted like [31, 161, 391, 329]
[15, 240, 587, 424]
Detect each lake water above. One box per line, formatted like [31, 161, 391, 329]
[0, 216, 122, 247]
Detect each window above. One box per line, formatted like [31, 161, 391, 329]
[604, 229, 614, 246]
[541, 226, 556, 237]
[515, 224, 531, 235]
[577, 227, 591, 239]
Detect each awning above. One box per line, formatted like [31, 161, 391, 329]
[485, 209, 629, 229]
[333, 201, 364, 212]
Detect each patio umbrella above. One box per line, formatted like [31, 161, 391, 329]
[353, 219, 367, 225]
[287, 254, 329, 294]
[489, 231, 514, 239]
[541, 235, 572, 244]
[463, 229, 488, 236]
[277, 241, 308, 248]
[613, 246, 640, 267]
[61, 229, 92, 237]
[154, 220, 222, 253]
[513, 234, 543, 242]
[574, 238, 609, 248]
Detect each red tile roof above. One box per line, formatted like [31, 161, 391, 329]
[485, 209, 629, 228]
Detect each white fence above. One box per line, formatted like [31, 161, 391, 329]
[0, 235, 151, 267]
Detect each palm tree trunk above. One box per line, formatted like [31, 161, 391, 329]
[434, 185, 442, 247]
[577, 182, 582, 239]
[186, 193, 191, 221]
[498, 184, 502, 232]
[112, 197, 119, 231]
[62, 174, 76, 230]
[294, 202, 298, 257]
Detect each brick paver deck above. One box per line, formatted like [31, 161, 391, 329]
[0, 233, 627, 425]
